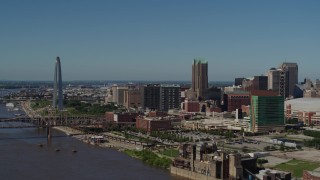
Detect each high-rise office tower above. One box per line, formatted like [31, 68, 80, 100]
[143, 84, 161, 110]
[192, 59, 208, 99]
[250, 90, 285, 132]
[160, 85, 180, 111]
[267, 68, 281, 93]
[143, 84, 180, 111]
[252, 76, 268, 90]
[279, 63, 298, 98]
[53, 56, 63, 110]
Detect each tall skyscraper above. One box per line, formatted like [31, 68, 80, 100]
[192, 59, 208, 99]
[280, 62, 298, 98]
[53, 56, 63, 110]
[267, 68, 281, 93]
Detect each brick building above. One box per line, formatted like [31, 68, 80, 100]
[148, 111, 168, 117]
[136, 117, 172, 132]
[223, 92, 250, 112]
[303, 170, 320, 180]
[105, 112, 140, 124]
[182, 99, 200, 112]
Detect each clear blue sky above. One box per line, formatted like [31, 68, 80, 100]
[0, 0, 319, 81]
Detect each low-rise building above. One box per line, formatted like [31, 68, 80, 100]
[303, 170, 320, 180]
[105, 112, 140, 124]
[171, 143, 258, 180]
[256, 169, 291, 180]
[183, 99, 200, 112]
[136, 116, 172, 132]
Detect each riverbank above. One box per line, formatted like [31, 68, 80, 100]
[53, 126, 175, 170]
[53, 126, 84, 136]
[53, 126, 144, 151]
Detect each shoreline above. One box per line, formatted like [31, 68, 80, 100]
[53, 126, 144, 151]
[19, 104, 174, 171]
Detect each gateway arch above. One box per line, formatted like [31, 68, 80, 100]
[53, 56, 63, 110]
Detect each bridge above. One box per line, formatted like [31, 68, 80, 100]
[0, 101, 108, 139]
[0, 113, 106, 140]
[0, 115, 105, 128]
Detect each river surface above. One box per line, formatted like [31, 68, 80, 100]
[0, 103, 184, 180]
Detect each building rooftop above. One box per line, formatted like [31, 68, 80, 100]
[193, 59, 208, 64]
[250, 90, 279, 96]
[281, 62, 298, 67]
[286, 98, 320, 113]
[306, 170, 320, 177]
[225, 91, 249, 95]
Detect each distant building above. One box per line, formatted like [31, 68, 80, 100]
[124, 89, 142, 109]
[223, 91, 250, 112]
[224, 85, 242, 94]
[235, 78, 245, 86]
[203, 86, 222, 103]
[253, 76, 268, 91]
[136, 116, 172, 132]
[143, 84, 161, 110]
[242, 76, 268, 92]
[105, 112, 140, 124]
[183, 99, 200, 112]
[160, 85, 180, 111]
[148, 111, 168, 117]
[268, 68, 281, 93]
[250, 90, 285, 132]
[112, 85, 128, 105]
[142, 84, 180, 111]
[192, 59, 208, 100]
[280, 62, 298, 98]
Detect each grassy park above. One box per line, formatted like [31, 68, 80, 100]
[160, 148, 179, 158]
[274, 159, 320, 177]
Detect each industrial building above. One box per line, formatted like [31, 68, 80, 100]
[171, 143, 258, 180]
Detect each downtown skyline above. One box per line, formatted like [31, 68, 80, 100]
[0, 0, 320, 81]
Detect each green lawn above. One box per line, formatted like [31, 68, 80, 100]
[274, 159, 320, 177]
[160, 148, 179, 158]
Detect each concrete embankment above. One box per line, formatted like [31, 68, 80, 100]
[53, 126, 84, 136]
